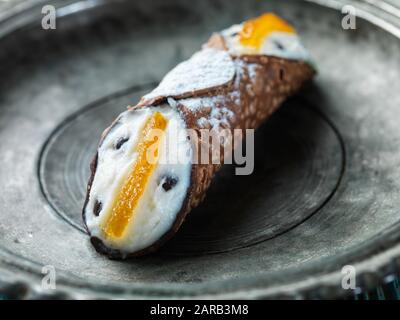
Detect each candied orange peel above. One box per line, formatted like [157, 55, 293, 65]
[239, 13, 296, 49]
[102, 112, 167, 239]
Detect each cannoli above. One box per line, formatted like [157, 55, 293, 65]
[83, 13, 315, 258]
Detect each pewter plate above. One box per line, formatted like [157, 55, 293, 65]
[1, 0, 400, 299]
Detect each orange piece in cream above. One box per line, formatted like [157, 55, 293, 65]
[102, 112, 167, 239]
[239, 13, 296, 49]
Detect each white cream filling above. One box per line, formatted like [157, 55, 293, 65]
[221, 23, 312, 63]
[85, 104, 192, 254]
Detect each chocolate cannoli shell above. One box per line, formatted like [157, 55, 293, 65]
[83, 36, 315, 258]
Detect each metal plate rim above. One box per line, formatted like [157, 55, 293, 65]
[1, 0, 400, 299]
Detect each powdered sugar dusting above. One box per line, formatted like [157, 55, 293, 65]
[247, 63, 259, 80]
[143, 48, 235, 101]
[180, 95, 226, 111]
[207, 107, 235, 129]
[190, 100, 234, 129]
[196, 111, 234, 129]
[174, 94, 235, 129]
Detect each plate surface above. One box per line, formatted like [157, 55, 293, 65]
[1, 0, 400, 299]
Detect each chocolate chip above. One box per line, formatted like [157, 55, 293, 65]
[274, 40, 285, 50]
[115, 137, 129, 150]
[162, 176, 178, 191]
[93, 200, 102, 216]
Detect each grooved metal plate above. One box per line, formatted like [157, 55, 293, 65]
[0, 0, 400, 299]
